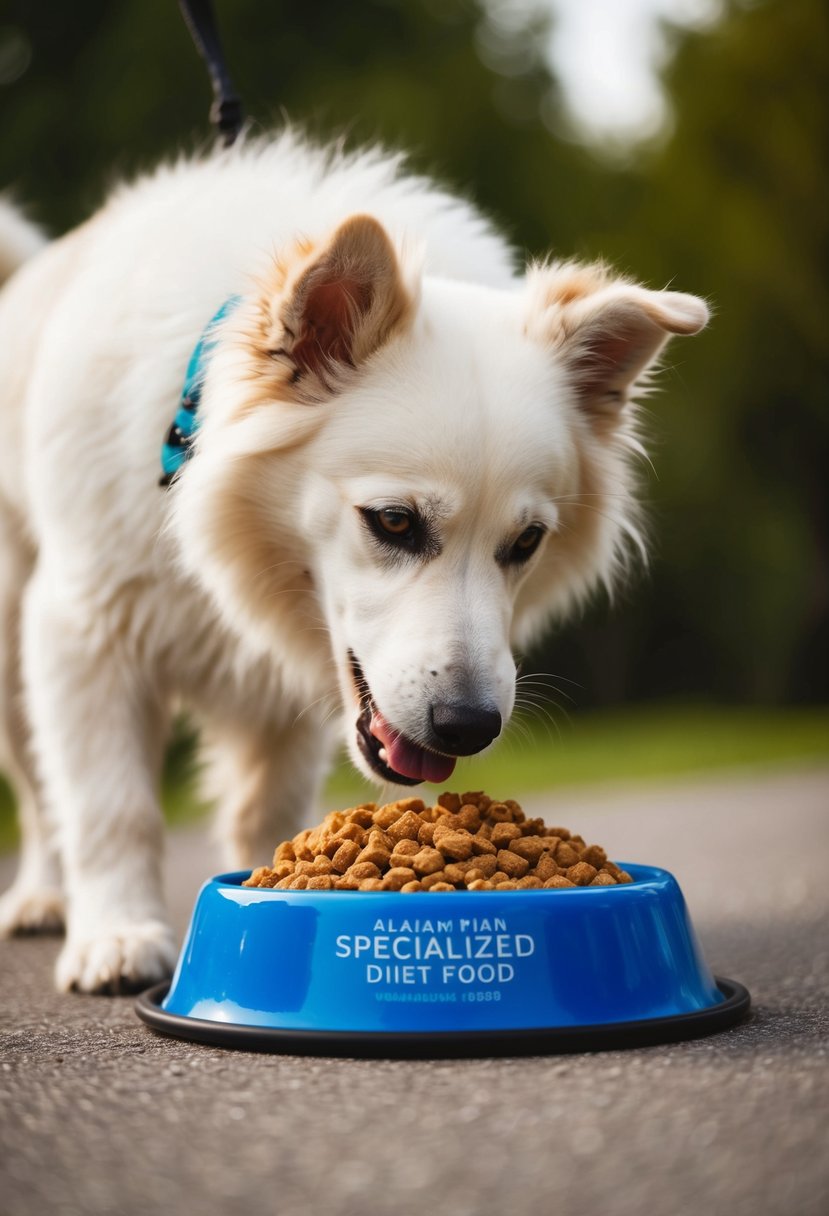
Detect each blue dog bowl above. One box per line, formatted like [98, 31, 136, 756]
[135, 864, 749, 1054]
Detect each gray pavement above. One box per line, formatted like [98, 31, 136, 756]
[1, 764, 827, 1216]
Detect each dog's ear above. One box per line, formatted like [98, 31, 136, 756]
[527, 264, 709, 425]
[270, 215, 412, 392]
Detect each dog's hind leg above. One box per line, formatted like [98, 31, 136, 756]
[0, 508, 64, 936]
[201, 709, 337, 870]
[20, 566, 177, 993]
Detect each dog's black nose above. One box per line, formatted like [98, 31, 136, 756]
[429, 702, 502, 756]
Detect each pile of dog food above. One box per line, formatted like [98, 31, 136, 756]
[244, 792, 632, 892]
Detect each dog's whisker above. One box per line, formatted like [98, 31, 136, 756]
[252, 559, 305, 584]
[292, 690, 338, 727]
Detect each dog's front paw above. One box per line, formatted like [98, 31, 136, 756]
[56, 920, 177, 994]
[0, 883, 65, 936]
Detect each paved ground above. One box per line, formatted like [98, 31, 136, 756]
[1, 764, 827, 1216]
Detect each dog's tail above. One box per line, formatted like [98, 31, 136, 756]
[0, 196, 45, 288]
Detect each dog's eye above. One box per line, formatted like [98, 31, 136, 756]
[360, 506, 439, 559]
[360, 506, 417, 547]
[505, 524, 545, 565]
[375, 508, 414, 537]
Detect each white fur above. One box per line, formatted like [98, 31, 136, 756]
[0, 133, 707, 991]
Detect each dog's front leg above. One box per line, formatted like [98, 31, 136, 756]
[201, 709, 337, 870]
[22, 573, 176, 994]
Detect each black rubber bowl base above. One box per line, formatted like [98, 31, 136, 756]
[135, 977, 750, 1058]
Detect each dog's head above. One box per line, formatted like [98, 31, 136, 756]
[174, 215, 707, 785]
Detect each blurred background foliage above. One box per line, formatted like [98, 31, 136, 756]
[0, 0, 825, 721]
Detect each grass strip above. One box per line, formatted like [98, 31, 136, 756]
[1, 704, 827, 853]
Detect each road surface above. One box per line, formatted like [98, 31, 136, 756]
[1, 764, 827, 1216]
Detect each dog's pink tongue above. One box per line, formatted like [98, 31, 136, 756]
[370, 711, 456, 784]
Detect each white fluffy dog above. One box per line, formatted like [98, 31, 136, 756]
[0, 133, 707, 992]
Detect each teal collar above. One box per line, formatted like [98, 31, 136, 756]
[160, 295, 240, 486]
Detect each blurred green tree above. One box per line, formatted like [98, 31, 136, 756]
[542, 0, 828, 707]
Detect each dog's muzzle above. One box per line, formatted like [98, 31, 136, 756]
[349, 651, 502, 786]
[429, 702, 501, 756]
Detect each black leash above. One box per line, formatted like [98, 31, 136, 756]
[177, 0, 244, 146]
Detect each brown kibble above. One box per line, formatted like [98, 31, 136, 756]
[456, 804, 481, 831]
[582, 844, 608, 869]
[487, 802, 512, 822]
[382, 867, 417, 891]
[367, 827, 392, 847]
[345, 861, 381, 882]
[347, 806, 376, 828]
[388, 854, 417, 872]
[411, 847, 445, 876]
[399, 798, 426, 815]
[332, 821, 365, 844]
[567, 861, 598, 886]
[320, 834, 342, 858]
[372, 803, 406, 828]
[433, 828, 474, 860]
[496, 849, 529, 879]
[389, 839, 420, 866]
[245, 793, 632, 895]
[244, 866, 275, 888]
[421, 871, 449, 890]
[331, 839, 362, 874]
[437, 791, 462, 813]
[491, 822, 522, 846]
[443, 863, 469, 885]
[417, 821, 436, 846]
[357, 843, 391, 869]
[469, 853, 498, 878]
[534, 854, 559, 882]
[376, 798, 424, 827]
[555, 842, 580, 867]
[387, 810, 423, 843]
[509, 835, 548, 864]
